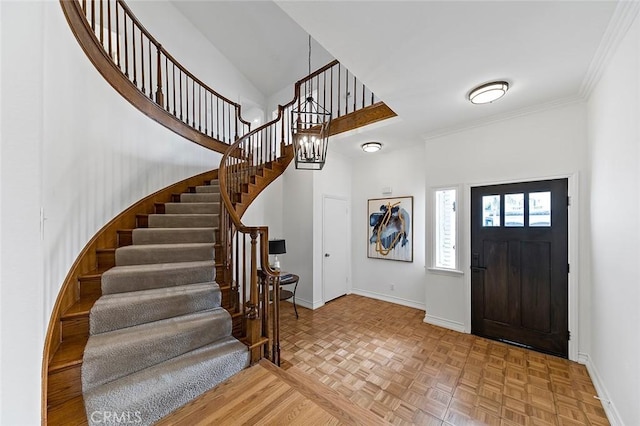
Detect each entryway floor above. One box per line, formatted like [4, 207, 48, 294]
[280, 294, 609, 426]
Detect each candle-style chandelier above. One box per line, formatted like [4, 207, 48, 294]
[291, 36, 332, 170]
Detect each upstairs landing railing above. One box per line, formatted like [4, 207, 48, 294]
[61, 0, 394, 367]
[60, 0, 251, 152]
[219, 60, 385, 365]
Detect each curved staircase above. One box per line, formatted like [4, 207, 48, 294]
[81, 179, 249, 424]
[46, 1, 396, 423]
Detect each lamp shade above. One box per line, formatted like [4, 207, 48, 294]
[268, 239, 286, 255]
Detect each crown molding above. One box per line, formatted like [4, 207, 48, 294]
[423, 95, 583, 142]
[580, 0, 640, 99]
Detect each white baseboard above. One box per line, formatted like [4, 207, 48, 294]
[577, 352, 623, 426]
[290, 297, 324, 310]
[349, 288, 426, 310]
[423, 313, 466, 333]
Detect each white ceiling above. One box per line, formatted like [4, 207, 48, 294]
[169, 0, 334, 98]
[170, 1, 619, 157]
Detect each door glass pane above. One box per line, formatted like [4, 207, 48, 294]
[529, 191, 551, 227]
[504, 193, 524, 227]
[482, 195, 500, 227]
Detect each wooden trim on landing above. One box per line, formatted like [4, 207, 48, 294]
[259, 360, 389, 425]
[329, 102, 397, 137]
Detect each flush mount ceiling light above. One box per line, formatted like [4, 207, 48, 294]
[468, 81, 509, 104]
[362, 142, 382, 153]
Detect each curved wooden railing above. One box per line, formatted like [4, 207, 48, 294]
[59, 0, 397, 370]
[60, 0, 251, 152]
[219, 60, 391, 364]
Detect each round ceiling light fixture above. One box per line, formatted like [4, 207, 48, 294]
[468, 81, 509, 104]
[361, 142, 382, 153]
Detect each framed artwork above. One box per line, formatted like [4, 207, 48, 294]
[367, 196, 413, 262]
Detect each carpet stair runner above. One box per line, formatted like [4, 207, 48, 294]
[81, 180, 249, 425]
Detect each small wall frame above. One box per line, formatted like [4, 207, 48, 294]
[367, 196, 413, 262]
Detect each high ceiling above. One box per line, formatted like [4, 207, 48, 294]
[169, 1, 334, 98]
[170, 1, 619, 157]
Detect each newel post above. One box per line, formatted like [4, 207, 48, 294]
[246, 230, 262, 363]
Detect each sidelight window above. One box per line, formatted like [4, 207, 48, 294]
[434, 188, 458, 270]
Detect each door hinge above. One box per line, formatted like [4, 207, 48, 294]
[567, 264, 570, 274]
[567, 196, 571, 207]
[567, 330, 571, 341]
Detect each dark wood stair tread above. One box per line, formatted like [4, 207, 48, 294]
[62, 293, 100, 319]
[49, 335, 88, 373]
[78, 267, 108, 281]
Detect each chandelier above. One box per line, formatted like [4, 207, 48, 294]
[291, 36, 332, 170]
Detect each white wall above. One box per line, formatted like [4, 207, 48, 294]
[277, 148, 353, 310]
[351, 143, 427, 309]
[242, 178, 284, 238]
[282, 164, 315, 307]
[312, 149, 352, 306]
[0, 2, 266, 423]
[586, 13, 640, 426]
[127, 1, 266, 121]
[1, 2, 45, 422]
[0, 0, 4, 416]
[423, 103, 589, 337]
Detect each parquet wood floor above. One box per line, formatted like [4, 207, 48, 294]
[279, 294, 609, 426]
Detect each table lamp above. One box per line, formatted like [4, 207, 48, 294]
[268, 239, 286, 270]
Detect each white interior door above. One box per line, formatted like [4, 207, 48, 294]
[323, 196, 349, 302]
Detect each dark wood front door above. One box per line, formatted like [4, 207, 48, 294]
[471, 179, 568, 358]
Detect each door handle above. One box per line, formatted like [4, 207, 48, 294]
[325, 253, 330, 257]
[471, 266, 486, 272]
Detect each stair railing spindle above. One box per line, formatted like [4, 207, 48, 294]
[140, 31, 145, 93]
[131, 20, 136, 85]
[115, 1, 121, 69]
[106, 0, 111, 58]
[191, 79, 195, 127]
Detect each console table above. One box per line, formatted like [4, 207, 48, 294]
[278, 273, 299, 319]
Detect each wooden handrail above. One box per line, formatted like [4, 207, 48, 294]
[61, 0, 395, 369]
[60, 0, 251, 151]
[218, 60, 386, 365]
[114, 0, 248, 120]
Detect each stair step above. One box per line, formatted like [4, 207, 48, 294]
[49, 335, 88, 374]
[48, 363, 82, 409]
[63, 293, 100, 319]
[136, 214, 149, 228]
[96, 248, 116, 269]
[194, 184, 220, 193]
[83, 308, 233, 391]
[115, 242, 215, 266]
[131, 227, 216, 245]
[148, 213, 218, 228]
[180, 192, 220, 203]
[90, 282, 221, 334]
[164, 202, 219, 214]
[83, 336, 248, 426]
[117, 229, 133, 247]
[48, 394, 87, 426]
[61, 293, 100, 340]
[101, 260, 216, 294]
[79, 271, 105, 298]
